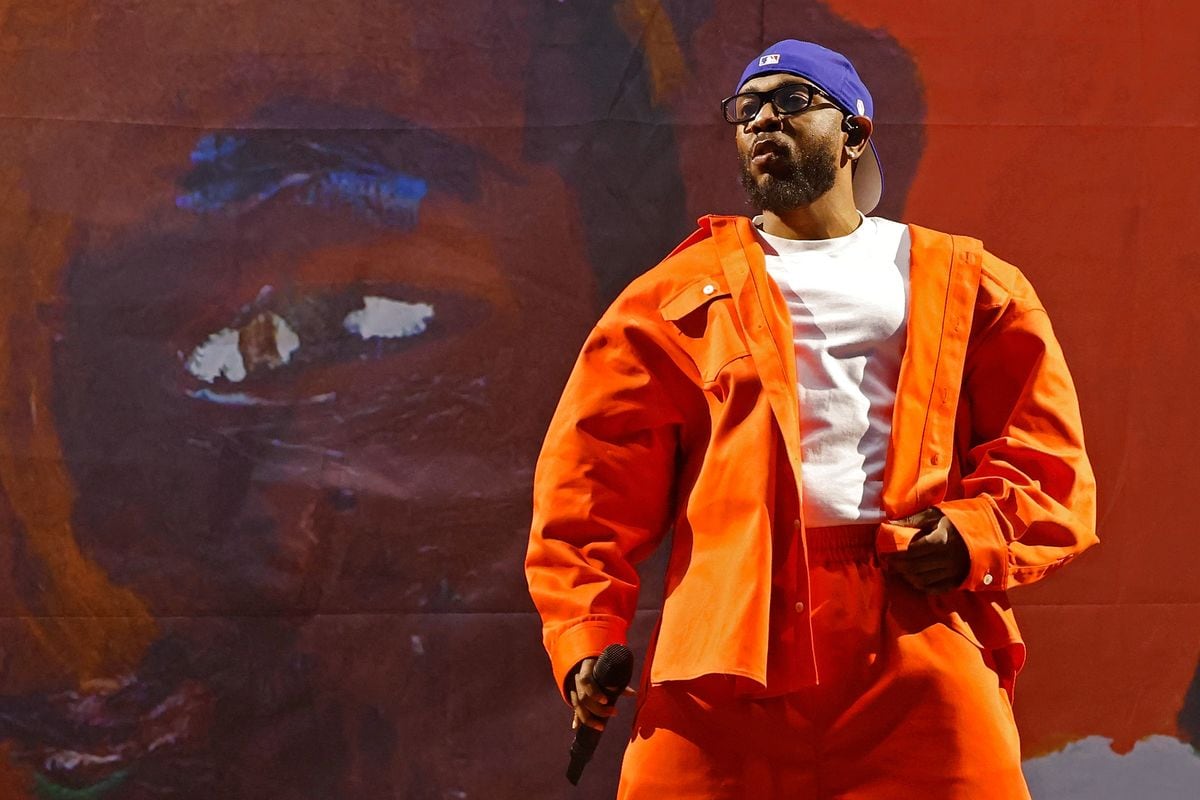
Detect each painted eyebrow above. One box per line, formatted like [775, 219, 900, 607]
[176, 107, 490, 225]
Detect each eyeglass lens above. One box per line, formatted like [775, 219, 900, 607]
[728, 85, 815, 122]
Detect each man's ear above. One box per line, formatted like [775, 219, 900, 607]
[841, 115, 873, 154]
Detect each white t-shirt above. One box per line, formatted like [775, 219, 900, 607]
[754, 214, 911, 528]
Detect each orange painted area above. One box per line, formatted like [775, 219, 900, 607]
[0, 171, 157, 691]
[616, 0, 689, 104]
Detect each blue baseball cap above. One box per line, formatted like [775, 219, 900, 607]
[736, 40, 883, 214]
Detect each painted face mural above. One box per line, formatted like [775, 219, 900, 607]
[0, 1, 1196, 799]
[0, 4, 602, 796]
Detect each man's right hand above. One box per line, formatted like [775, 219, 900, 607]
[568, 657, 636, 732]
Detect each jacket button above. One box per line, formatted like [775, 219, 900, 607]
[983, 572, 994, 586]
[794, 602, 805, 613]
[793, 519, 802, 529]
[702, 283, 716, 295]
[930, 453, 941, 466]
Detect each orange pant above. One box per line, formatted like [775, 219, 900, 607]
[618, 526, 1030, 800]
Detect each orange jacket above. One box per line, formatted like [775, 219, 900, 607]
[525, 215, 1097, 701]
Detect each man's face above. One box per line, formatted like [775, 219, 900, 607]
[733, 73, 845, 212]
[56, 121, 595, 616]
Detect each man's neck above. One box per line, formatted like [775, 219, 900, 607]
[757, 190, 862, 240]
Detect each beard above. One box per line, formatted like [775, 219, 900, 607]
[739, 138, 839, 213]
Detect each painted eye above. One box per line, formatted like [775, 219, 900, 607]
[182, 288, 441, 389]
[186, 312, 300, 384]
[343, 297, 434, 340]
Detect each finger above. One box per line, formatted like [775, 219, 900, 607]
[572, 699, 607, 730]
[902, 563, 955, 594]
[578, 680, 611, 707]
[577, 707, 606, 731]
[890, 553, 938, 576]
[574, 670, 586, 700]
[914, 566, 959, 586]
[623, 686, 638, 697]
[928, 516, 955, 544]
[581, 697, 618, 718]
[887, 557, 922, 580]
[909, 558, 953, 577]
[569, 689, 584, 729]
[576, 659, 595, 691]
[926, 576, 964, 594]
[906, 527, 948, 551]
[889, 548, 934, 566]
[571, 689, 611, 724]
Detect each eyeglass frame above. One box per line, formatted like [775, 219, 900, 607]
[720, 82, 841, 125]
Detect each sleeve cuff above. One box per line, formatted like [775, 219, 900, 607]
[937, 497, 1009, 591]
[876, 521, 922, 556]
[550, 618, 629, 704]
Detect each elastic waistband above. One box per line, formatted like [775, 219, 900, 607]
[805, 523, 878, 564]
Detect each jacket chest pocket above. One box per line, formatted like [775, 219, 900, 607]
[659, 274, 751, 384]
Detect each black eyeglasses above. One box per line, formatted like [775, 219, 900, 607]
[720, 83, 833, 124]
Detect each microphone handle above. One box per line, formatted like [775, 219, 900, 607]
[565, 682, 625, 785]
[566, 724, 602, 784]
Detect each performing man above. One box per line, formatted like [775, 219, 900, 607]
[526, 39, 1097, 798]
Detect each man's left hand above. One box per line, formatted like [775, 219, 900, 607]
[886, 508, 970, 593]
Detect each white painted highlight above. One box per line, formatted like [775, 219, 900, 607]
[1023, 735, 1200, 799]
[186, 328, 246, 383]
[272, 314, 300, 363]
[343, 296, 434, 340]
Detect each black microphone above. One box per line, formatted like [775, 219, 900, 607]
[565, 643, 634, 785]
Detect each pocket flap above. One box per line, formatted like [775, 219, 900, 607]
[658, 274, 732, 322]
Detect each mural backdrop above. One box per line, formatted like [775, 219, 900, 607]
[0, 1, 1196, 798]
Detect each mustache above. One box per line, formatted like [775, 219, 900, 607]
[749, 135, 792, 158]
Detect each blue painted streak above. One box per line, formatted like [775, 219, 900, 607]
[176, 135, 429, 228]
[305, 169, 428, 225]
[190, 133, 244, 164]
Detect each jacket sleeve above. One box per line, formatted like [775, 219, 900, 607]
[937, 266, 1098, 592]
[525, 305, 686, 702]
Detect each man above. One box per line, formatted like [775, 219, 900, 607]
[525, 39, 1097, 798]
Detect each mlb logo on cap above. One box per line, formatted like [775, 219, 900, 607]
[758, 54, 781, 66]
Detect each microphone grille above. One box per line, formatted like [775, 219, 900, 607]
[592, 644, 634, 691]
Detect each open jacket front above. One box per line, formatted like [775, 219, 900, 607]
[526, 214, 1098, 701]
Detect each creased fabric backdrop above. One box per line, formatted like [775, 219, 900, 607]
[0, 1, 1196, 798]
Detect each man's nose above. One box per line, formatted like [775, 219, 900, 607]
[746, 102, 782, 132]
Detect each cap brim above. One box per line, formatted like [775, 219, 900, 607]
[853, 140, 883, 215]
